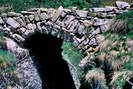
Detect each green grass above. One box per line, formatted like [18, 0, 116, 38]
[115, 75, 126, 88]
[62, 41, 84, 79]
[62, 41, 84, 66]
[0, 0, 95, 12]
[100, 0, 133, 7]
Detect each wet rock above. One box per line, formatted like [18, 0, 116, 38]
[6, 18, 20, 28]
[116, 1, 130, 9]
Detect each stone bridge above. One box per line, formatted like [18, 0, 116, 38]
[0, 1, 132, 89]
[0, 1, 132, 55]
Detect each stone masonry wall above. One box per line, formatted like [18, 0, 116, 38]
[0, 1, 132, 89]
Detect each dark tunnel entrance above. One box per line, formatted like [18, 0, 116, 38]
[24, 32, 76, 89]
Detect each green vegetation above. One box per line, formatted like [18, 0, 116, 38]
[0, 0, 100, 12]
[100, 0, 133, 6]
[114, 74, 126, 88]
[0, 35, 20, 88]
[110, 11, 133, 34]
[62, 41, 84, 79]
[62, 41, 84, 66]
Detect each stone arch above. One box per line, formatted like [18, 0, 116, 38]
[23, 32, 77, 89]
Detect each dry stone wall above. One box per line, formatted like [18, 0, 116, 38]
[0, 1, 132, 89]
[0, 1, 132, 55]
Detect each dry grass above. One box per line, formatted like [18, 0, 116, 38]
[111, 71, 133, 85]
[85, 68, 105, 82]
[110, 19, 128, 34]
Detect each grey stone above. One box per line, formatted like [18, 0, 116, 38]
[36, 22, 42, 31]
[105, 6, 117, 12]
[47, 8, 56, 19]
[39, 13, 48, 20]
[116, 1, 130, 9]
[21, 11, 35, 15]
[77, 24, 86, 34]
[76, 10, 88, 17]
[19, 27, 27, 33]
[27, 24, 36, 31]
[12, 33, 25, 42]
[73, 36, 85, 46]
[16, 17, 26, 27]
[100, 24, 109, 32]
[69, 20, 78, 32]
[60, 11, 66, 17]
[51, 27, 59, 36]
[92, 27, 101, 35]
[52, 6, 64, 22]
[64, 15, 75, 27]
[34, 14, 40, 21]
[90, 8, 106, 12]
[28, 15, 34, 21]
[27, 8, 39, 12]
[7, 12, 21, 17]
[6, 18, 20, 28]
[25, 16, 30, 24]
[93, 18, 107, 26]
[89, 38, 97, 45]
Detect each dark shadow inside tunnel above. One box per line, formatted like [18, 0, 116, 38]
[24, 32, 76, 89]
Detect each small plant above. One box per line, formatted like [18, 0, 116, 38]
[85, 68, 108, 89]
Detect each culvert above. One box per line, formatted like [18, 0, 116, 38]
[23, 32, 76, 89]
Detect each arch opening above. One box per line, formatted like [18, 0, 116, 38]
[24, 32, 76, 89]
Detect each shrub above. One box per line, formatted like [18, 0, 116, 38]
[110, 11, 133, 34]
